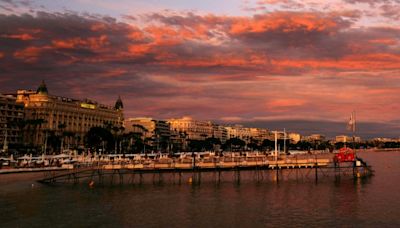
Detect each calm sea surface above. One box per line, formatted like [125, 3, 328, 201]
[1, 151, 399, 227]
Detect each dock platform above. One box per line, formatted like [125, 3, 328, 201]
[37, 154, 373, 185]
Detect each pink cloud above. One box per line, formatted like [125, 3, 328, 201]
[1, 33, 35, 40]
[1, 10, 400, 124]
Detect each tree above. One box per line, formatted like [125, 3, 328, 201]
[25, 119, 36, 147]
[224, 138, 245, 151]
[247, 138, 260, 151]
[262, 139, 274, 151]
[334, 142, 345, 150]
[204, 137, 221, 151]
[129, 124, 149, 153]
[85, 127, 114, 153]
[188, 140, 206, 152]
[179, 131, 188, 151]
[23, 118, 46, 154]
[74, 134, 81, 148]
[63, 131, 75, 151]
[296, 141, 312, 151]
[58, 123, 66, 153]
[47, 131, 60, 153]
[316, 140, 333, 151]
[29, 119, 46, 146]
[111, 126, 125, 154]
[103, 121, 125, 153]
[127, 132, 145, 153]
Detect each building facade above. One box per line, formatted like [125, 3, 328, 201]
[288, 133, 301, 144]
[213, 124, 228, 144]
[303, 134, 326, 142]
[372, 137, 397, 142]
[0, 94, 25, 152]
[16, 81, 124, 148]
[168, 117, 213, 141]
[336, 135, 361, 143]
[249, 128, 270, 143]
[225, 125, 252, 143]
[125, 117, 171, 151]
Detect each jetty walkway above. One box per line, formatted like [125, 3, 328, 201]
[37, 153, 373, 185]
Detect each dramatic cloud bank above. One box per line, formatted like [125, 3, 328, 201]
[1, 0, 400, 134]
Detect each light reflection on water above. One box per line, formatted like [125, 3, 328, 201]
[1, 151, 399, 227]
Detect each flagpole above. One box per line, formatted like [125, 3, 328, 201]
[353, 111, 356, 157]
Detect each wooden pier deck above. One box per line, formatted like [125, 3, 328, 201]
[37, 155, 373, 185]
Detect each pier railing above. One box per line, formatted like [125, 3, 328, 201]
[37, 153, 373, 184]
[98, 157, 332, 170]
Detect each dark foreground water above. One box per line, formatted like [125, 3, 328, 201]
[1, 151, 400, 227]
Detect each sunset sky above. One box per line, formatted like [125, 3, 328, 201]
[1, 0, 400, 137]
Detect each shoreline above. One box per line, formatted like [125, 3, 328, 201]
[0, 149, 393, 185]
[0, 171, 46, 186]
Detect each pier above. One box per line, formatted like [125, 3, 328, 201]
[37, 153, 373, 185]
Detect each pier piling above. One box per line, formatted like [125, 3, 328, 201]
[37, 154, 374, 185]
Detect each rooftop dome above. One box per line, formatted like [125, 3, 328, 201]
[37, 80, 48, 95]
[115, 95, 123, 110]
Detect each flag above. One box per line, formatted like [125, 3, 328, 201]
[346, 111, 356, 132]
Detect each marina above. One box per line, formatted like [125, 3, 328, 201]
[1, 151, 395, 227]
[6, 150, 368, 185]
[1, 1, 399, 226]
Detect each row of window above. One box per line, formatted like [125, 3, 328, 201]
[0, 111, 24, 116]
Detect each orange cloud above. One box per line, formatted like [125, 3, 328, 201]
[368, 39, 398, 45]
[160, 56, 249, 68]
[270, 53, 400, 72]
[1, 33, 35, 40]
[52, 35, 109, 50]
[13, 46, 51, 62]
[145, 26, 183, 46]
[128, 44, 152, 55]
[90, 23, 107, 31]
[128, 30, 145, 40]
[52, 39, 78, 49]
[229, 12, 340, 35]
[101, 68, 128, 78]
[268, 99, 307, 108]
[366, 88, 399, 95]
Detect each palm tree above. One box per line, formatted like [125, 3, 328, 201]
[42, 128, 51, 154]
[46, 130, 59, 152]
[179, 131, 188, 151]
[63, 131, 75, 151]
[111, 126, 125, 154]
[111, 126, 119, 153]
[86, 126, 113, 153]
[25, 119, 35, 146]
[74, 134, 81, 148]
[131, 124, 148, 136]
[26, 118, 46, 153]
[58, 123, 66, 153]
[205, 137, 221, 151]
[28, 118, 46, 154]
[143, 137, 152, 155]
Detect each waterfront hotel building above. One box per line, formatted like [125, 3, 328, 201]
[0, 94, 25, 151]
[16, 81, 124, 147]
